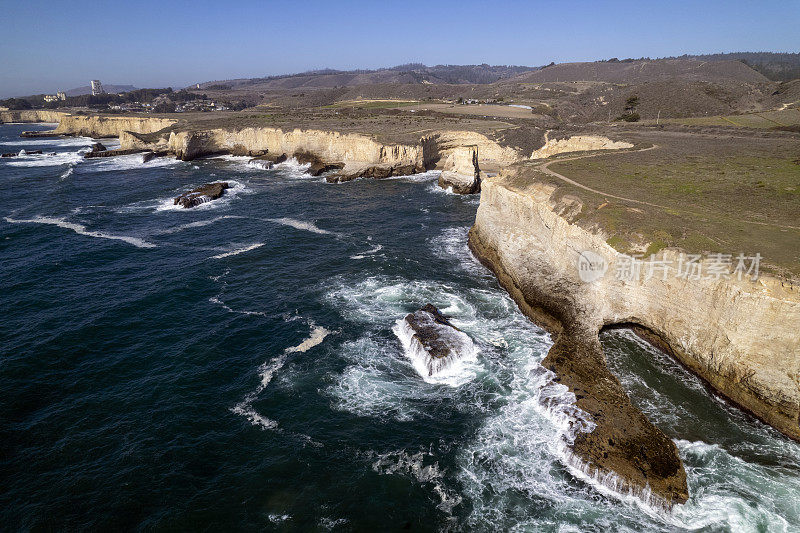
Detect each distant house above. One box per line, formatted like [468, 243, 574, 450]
[44, 91, 66, 103]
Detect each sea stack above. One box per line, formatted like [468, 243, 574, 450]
[173, 182, 230, 208]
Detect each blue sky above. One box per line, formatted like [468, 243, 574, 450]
[1, 0, 798, 97]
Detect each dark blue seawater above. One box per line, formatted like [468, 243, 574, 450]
[1, 123, 799, 531]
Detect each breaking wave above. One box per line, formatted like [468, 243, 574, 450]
[267, 217, 338, 235]
[4, 150, 84, 167]
[211, 243, 264, 259]
[4, 216, 155, 248]
[85, 153, 182, 172]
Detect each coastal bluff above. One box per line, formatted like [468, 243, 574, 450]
[5, 108, 798, 507]
[468, 171, 800, 502]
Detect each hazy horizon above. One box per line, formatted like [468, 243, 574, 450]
[1, 0, 798, 98]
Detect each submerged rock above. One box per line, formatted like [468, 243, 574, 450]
[397, 304, 476, 377]
[174, 182, 230, 208]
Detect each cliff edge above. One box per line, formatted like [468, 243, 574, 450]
[468, 171, 800, 504]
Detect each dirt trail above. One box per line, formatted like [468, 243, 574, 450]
[538, 145, 663, 207]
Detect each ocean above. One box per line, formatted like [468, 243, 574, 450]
[1, 123, 799, 531]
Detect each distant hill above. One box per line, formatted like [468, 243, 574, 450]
[504, 59, 768, 84]
[662, 52, 800, 81]
[64, 84, 137, 96]
[197, 64, 537, 90]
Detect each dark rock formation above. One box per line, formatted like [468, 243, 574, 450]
[20, 131, 61, 138]
[249, 153, 288, 169]
[292, 151, 345, 176]
[89, 142, 107, 153]
[174, 182, 230, 208]
[545, 331, 689, 506]
[84, 148, 146, 159]
[400, 304, 474, 377]
[326, 163, 424, 183]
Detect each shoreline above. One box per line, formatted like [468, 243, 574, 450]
[3, 111, 798, 507]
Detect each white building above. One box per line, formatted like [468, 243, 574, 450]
[91, 80, 105, 96]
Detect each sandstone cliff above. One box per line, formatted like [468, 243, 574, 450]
[468, 172, 800, 504]
[122, 126, 423, 168]
[53, 115, 175, 138]
[530, 135, 633, 159]
[0, 110, 67, 124]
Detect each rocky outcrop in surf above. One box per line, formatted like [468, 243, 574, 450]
[174, 182, 230, 208]
[396, 304, 476, 378]
[2, 150, 43, 157]
[468, 171, 800, 506]
[84, 148, 146, 159]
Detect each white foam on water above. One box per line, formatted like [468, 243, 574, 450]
[0, 136, 94, 147]
[4, 216, 155, 248]
[385, 170, 441, 182]
[4, 150, 84, 167]
[152, 215, 246, 235]
[273, 157, 312, 177]
[286, 325, 330, 353]
[155, 180, 247, 212]
[208, 267, 267, 317]
[318, 517, 349, 530]
[59, 164, 75, 180]
[85, 152, 182, 172]
[267, 217, 338, 236]
[211, 243, 264, 259]
[350, 243, 383, 260]
[208, 296, 267, 317]
[371, 449, 462, 514]
[231, 323, 330, 430]
[429, 226, 486, 276]
[323, 276, 492, 421]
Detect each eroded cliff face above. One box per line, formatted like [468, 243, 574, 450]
[422, 131, 519, 174]
[122, 126, 424, 167]
[468, 173, 800, 505]
[0, 110, 67, 124]
[530, 135, 633, 159]
[53, 115, 175, 138]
